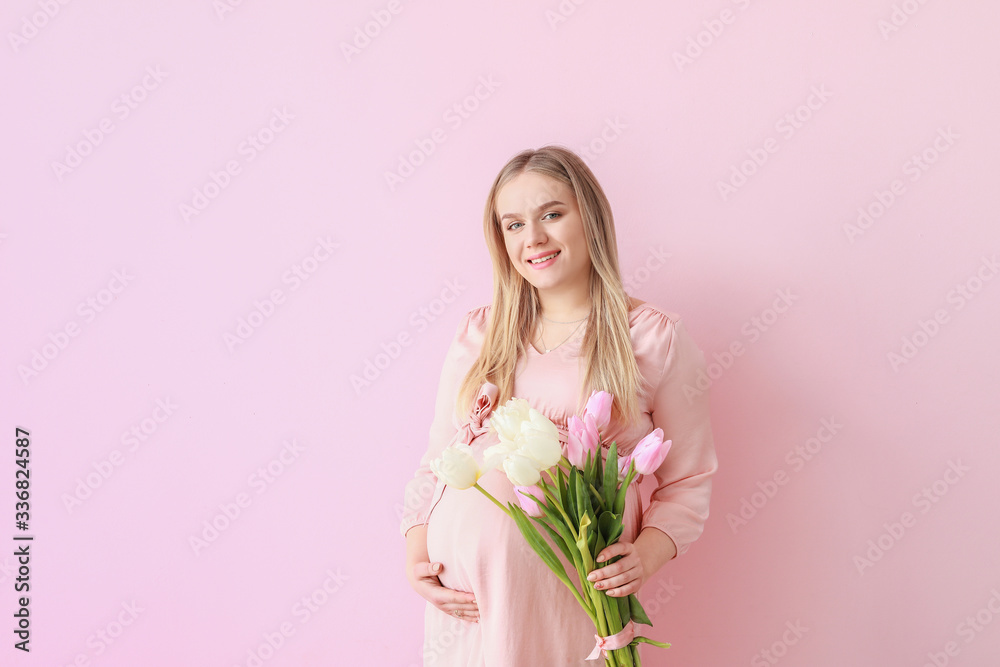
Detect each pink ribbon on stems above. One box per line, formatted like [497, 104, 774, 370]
[585, 619, 636, 660]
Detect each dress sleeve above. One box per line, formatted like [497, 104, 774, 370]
[640, 316, 719, 558]
[399, 306, 487, 538]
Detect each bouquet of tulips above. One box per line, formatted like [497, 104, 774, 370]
[429, 390, 673, 666]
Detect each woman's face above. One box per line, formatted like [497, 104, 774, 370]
[496, 171, 591, 294]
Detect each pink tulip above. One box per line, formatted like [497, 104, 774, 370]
[584, 391, 613, 433]
[567, 414, 599, 468]
[514, 485, 546, 517]
[631, 428, 672, 475]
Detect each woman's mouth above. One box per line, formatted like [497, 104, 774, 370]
[527, 251, 560, 269]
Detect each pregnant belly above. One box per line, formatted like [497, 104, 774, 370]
[425, 465, 643, 598]
[424, 467, 532, 594]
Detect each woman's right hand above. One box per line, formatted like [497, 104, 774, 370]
[407, 560, 480, 623]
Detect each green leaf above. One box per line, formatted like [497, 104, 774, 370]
[603, 441, 619, 508]
[607, 521, 623, 545]
[531, 515, 574, 565]
[566, 468, 580, 527]
[508, 503, 574, 588]
[574, 511, 592, 568]
[633, 636, 671, 649]
[587, 482, 606, 513]
[535, 500, 583, 564]
[613, 465, 635, 516]
[616, 594, 630, 627]
[597, 511, 619, 543]
[594, 444, 604, 488]
[573, 471, 596, 539]
[551, 467, 564, 508]
[628, 594, 652, 626]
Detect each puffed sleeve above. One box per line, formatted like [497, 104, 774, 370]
[399, 305, 488, 538]
[640, 315, 719, 558]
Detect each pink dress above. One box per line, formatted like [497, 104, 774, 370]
[400, 302, 718, 667]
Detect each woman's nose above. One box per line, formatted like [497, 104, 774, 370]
[526, 220, 547, 244]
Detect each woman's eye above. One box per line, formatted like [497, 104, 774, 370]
[506, 213, 558, 231]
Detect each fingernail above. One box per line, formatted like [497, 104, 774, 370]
[433, 564, 441, 572]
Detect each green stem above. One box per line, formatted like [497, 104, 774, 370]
[538, 484, 578, 541]
[472, 483, 512, 518]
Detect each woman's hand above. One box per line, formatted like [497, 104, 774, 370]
[586, 541, 646, 597]
[587, 529, 679, 598]
[407, 559, 480, 623]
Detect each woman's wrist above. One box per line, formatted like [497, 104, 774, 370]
[634, 526, 678, 583]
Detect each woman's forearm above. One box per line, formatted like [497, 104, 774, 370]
[634, 526, 678, 583]
[405, 523, 430, 580]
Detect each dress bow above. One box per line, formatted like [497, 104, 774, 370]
[456, 382, 499, 445]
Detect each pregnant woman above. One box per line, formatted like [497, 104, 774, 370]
[401, 145, 718, 666]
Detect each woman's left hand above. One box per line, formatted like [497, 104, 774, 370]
[587, 541, 645, 597]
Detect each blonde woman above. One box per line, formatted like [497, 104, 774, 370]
[401, 145, 718, 665]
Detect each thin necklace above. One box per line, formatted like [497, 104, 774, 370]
[540, 312, 588, 324]
[535, 317, 587, 354]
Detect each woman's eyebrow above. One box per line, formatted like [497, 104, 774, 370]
[500, 200, 565, 222]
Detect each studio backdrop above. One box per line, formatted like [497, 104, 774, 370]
[2, 1, 998, 665]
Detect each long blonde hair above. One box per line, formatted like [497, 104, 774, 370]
[455, 145, 644, 428]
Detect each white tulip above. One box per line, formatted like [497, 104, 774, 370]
[503, 453, 542, 487]
[430, 443, 482, 490]
[485, 396, 563, 487]
[483, 439, 518, 471]
[520, 408, 562, 468]
[488, 397, 532, 446]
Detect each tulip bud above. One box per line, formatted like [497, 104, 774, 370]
[514, 485, 546, 517]
[430, 443, 482, 489]
[504, 453, 542, 487]
[631, 428, 672, 475]
[584, 391, 613, 433]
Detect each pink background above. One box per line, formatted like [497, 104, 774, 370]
[3, 1, 999, 665]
